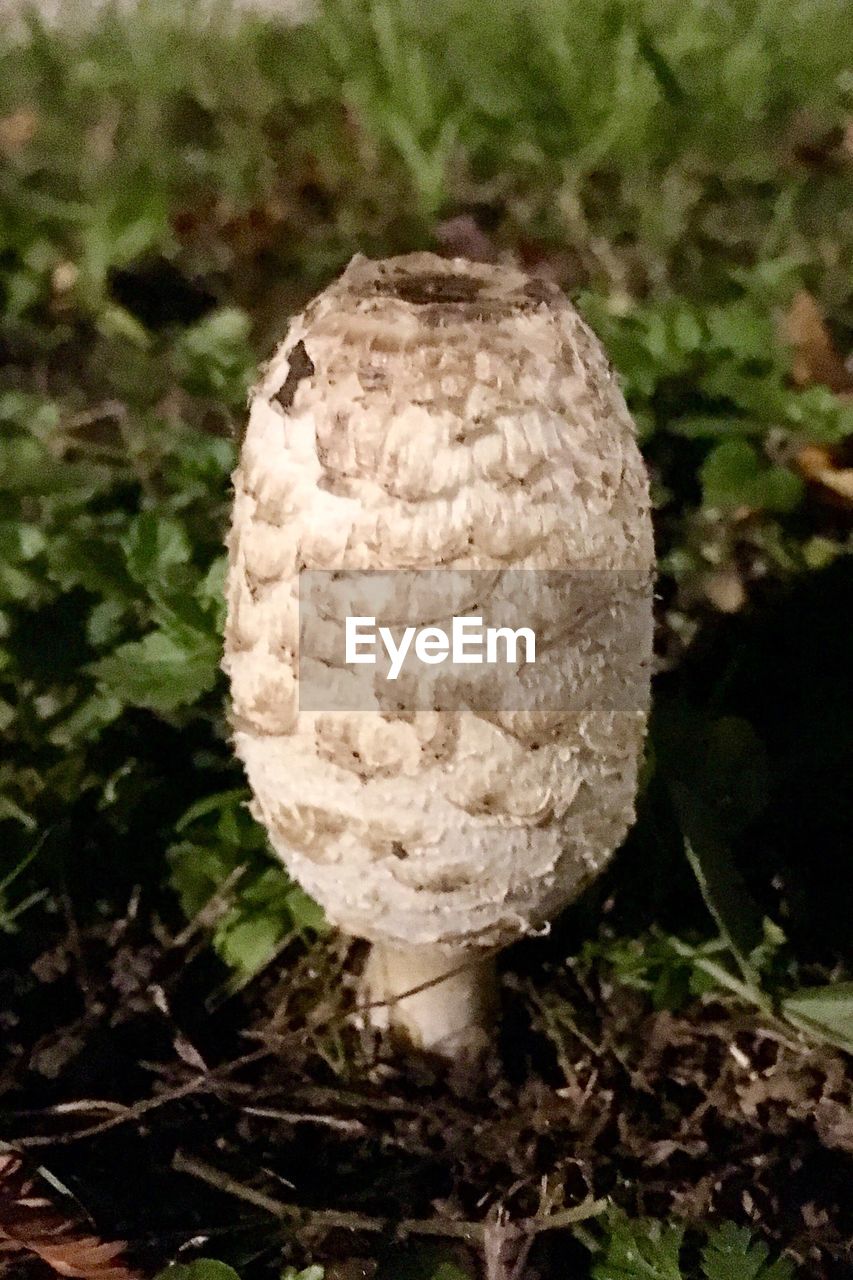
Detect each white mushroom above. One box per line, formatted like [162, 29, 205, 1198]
[224, 253, 654, 1059]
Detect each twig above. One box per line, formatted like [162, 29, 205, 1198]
[241, 1106, 366, 1135]
[527, 1203, 608, 1233]
[171, 864, 248, 951]
[13, 1049, 273, 1148]
[172, 1150, 606, 1244]
[12, 1100, 129, 1118]
[14, 1080, 206, 1148]
[63, 400, 127, 433]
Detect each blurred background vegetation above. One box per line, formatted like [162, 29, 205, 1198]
[1, 4, 852, 1276]
[1, 0, 851, 1048]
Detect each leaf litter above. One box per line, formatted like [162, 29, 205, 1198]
[1, 895, 850, 1279]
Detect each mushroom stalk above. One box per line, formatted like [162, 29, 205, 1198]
[363, 943, 497, 1060]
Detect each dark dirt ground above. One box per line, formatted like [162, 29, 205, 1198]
[1, 892, 851, 1280]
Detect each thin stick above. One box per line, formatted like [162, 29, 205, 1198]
[241, 1106, 366, 1136]
[172, 1150, 606, 1243]
[13, 1049, 273, 1148]
[355, 957, 481, 1012]
[14, 1079, 206, 1148]
[171, 863, 248, 950]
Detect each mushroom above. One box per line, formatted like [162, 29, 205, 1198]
[224, 253, 654, 1060]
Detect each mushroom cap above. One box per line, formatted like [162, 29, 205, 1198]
[224, 253, 654, 952]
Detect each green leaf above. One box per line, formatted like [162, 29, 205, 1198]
[0, 437, 111, 497]
[592, 1214, 685, 1280]
[783, 982, 853, 1054]
[701, 1221, 794, 1280]
[701, 441, 804, 514]
[667, 416, 767, 440]
[680, 825, 765, 1000]
[78, 180, 170, 299]
[285, 885, 328, 934]
[376, 1244, 473, 1280]
[47, 690, 123, 747]
[92, 628, 219, 713]
[705, 301, 776, 363]
[174, 788, 251, 835]
[49, 536, 135, 599]
[748, 918, 787, 980]
[196, 555, 228, 632]
[281, 1267, 325, 1280]
[0, 521, 47, 603]
[215, 913, 283, 978]
[168, 789, 325, 979]
[86, 598, 127, 649]
[96, 304, 151, 347]
[759, 467, 804, 513]
[172, 308, 255, 408]
[155, 1261, 242, 1280]
[123, 512, 191, 587]
[802, 537, 841, 570]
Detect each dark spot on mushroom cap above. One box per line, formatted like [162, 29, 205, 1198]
[273, 340, 315, 411]
[375, 272, 485, 305]
[523, 278, 560, 305]
[364, 268, 564, 326]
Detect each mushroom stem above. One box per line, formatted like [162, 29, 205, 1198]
[363, 942, 497, 1061]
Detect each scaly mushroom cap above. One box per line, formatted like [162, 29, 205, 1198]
[224, 253, 654, 952]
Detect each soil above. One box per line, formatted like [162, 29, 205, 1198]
[1, 894, 851, 1280]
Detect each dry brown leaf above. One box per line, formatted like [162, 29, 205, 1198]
[795, 444, 853, 505]
[813, 1099, 853, 1154]
[0, 108, 38, 155]
[784, 291, 852, 392]
[701, 568, 746, 614]
[0, 1152, 140, 1280]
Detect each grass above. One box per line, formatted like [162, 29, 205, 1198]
[0, 2, 851, 1277]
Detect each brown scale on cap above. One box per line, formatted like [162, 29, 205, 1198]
[272, 340, 315, 410]
[374, 270, 485, 305]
